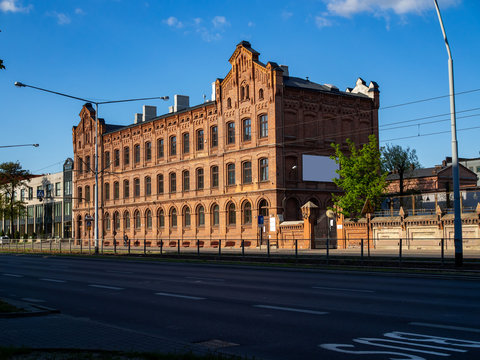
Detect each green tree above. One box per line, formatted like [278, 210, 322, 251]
[0, 162, 31, 237]
[381, 144, 421, 197]
[330, 134, 387, 218]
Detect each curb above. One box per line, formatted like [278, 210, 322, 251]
[0, 298, 60, 318]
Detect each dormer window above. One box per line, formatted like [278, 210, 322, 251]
[227, 97, 232, 109]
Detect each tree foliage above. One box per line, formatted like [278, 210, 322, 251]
[330, 135, 387, 218]
[381, 144, 421, 196]
[0, 162, 31, 237]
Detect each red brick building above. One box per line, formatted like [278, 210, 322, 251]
[72, 41, 379, 245]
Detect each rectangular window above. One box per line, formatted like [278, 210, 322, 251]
[260, 158, 269, 181]
[77, 187, 82, 203]
[211, 126, 218, 148]
[170, 136, 177, 156]
[114, 182, 120, 200]
[28, 187, 33, 200]
[145, 177, 151, 195]
[183, 171, 190, 191]
[85, 186, 90, 202]
[145, 142, 152, 161]
[170, 173, 176, 193]
[197, 129, 204, 150]
[476, 166, 480, 172]
[55, 182, 61, 197]
[27, 206, 34, 218]
[36, 205, 43, 218]
[21, 189, 25, 201]
[242, 162, 252, 183]
[64, 202, 72, 217]
[105, 183, 110, 200]
[54, 202, 62, 217]
[243, 119, 251, 141]
[157, 174, 164, 194]
[64, 181, 72, 196]
[259, 114, 268, 138]
[211, 166, 219, 188]
[227, 164, 235, 185]
[78, 158, 83, 173]
[46, 184, 53, 198]
[105, 151, 110, 167]
[134, 145, 140, 163]
[183, 133, 190, 154]
[124, 180, 129, 198]
[134, 179, 140, 197]
[114, 149, 120, 167]
[124, 147, 130, 165]
[157, 139, 164, 158]
[85, 156, 91, 173]
[227, 122, 235, 144]
[197, 168, 204, 189]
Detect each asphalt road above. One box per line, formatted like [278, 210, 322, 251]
[1, 254, 480, 359]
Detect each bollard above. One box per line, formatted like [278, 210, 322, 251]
[241, 240, 245, 257]
[197, 239, 200, 256]
[295, 239, 298, 259]
[399, 238, 402, 266]
[59, 239, 62, 254]
[160, 240, 163, 255]
[267, 238, 270, 258]
[441, 237, 445, 266]
[144, 238, 146, 255]
[178, 239, 181, 255]
[218, 239, 222, 256]
[361, 238, 364, 262]
[128, 240, 131, 255]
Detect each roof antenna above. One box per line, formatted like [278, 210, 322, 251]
[306, 76, 309, 81]
[203, 94, 206, 103]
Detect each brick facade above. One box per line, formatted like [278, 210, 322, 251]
[72, 41, 379, 246]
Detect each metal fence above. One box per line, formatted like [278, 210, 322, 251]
[2, 237, 480, 267]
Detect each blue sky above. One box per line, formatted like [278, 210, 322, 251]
[1, 0, 479, 174]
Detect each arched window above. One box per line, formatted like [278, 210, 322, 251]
[183, 206, 191, 227]
[228, 203, 236, 225]
[242, 161, 252, 184]
[227, 163, 235, 185]
[170, 207, 177, 227]
[227, 97, 232, 109]
[240, 86, 245, 100]
[134, 144, 141, 163]
[197, 129, 204, 150]
[196, 168, 204, 190]
[259, 114, 268, 138]
[134, 210, 141, 229]
[245, 85, 250, 99]
[85, 185, 90, 202]
[170, 172, 176, 193]
[124, 211, 130, 230]
[157, 209, 165, 228]
[114, 150, 120, 167]
[104, 212, 110, 231]
[259, 158, 269, 181]
[145, 141, 152, 161]
[197, 205, 205, 226]
[146, 209, 152, 229]
[183, 170, 190, 191]
[114, 211, 120, 231]
[170, 136, 177, 156]
[227, 122, 235, 144]
[124, 146, 130, 165]
[212, 204, 219, 226]
[134, 178, 140, 197]
[243, 201, 252, 224]
[114, 181, 119, 199]
[104, 151, 110, 167]
[157, 174, 164, 194]
[259, 88, 264, 100]
[86, 155, 91, 172]
[259, 199, 269, 217]
[157, 138, 164, 159]
[243, 118, 251, 141]
[210, 126, 218, 148]
[183, 133, 190, 154]
[211, 166, 219, 188]
[104, 182, 110, 201]
[145, 176, 151, 196]
[124, 180, 129, 198]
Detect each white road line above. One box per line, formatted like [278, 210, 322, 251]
[410, 322, 480, 334]
[312, 286, 375, 293]
[254, 304, 328, 315]
[40, 278, 66, 283]
[88, 284, 124, 290]
[185, 276, 225, 282]
[155, 292, 206, 300]
[21, 298, 45, 303]
[2, 273, 23, 277]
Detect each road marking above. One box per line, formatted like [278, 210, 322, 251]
[21, 298, 45, 303]
[185, 276, 225, 282]
[155, 292, 206, 300]
[88, 284, 124, 290]
[254, 304, 328, 315]
[2, 273, 23, 278]
[410, 322, 480, 334]
[40, 278, 66, 283]
[313, 286, 374, 293]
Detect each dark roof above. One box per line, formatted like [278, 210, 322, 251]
[283, 76, 369, 98]
[386, 167, 439, 181]
[105, 124, 125, 133]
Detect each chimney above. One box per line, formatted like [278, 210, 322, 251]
[211, 82, 216, 101]
[169, 95, 190, 113]
[143, 105, 157, 122]
[279, 65, 289, 76]
[134, 113, 143, 124]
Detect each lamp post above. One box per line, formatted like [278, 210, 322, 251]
[14, 81, 168, 254]
[433, 1, 462, 267]
[0, 144, 39, 148]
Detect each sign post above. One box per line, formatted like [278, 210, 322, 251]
[258, 215, 264, 246]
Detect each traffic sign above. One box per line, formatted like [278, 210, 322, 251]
[37, 189, 44, 199]
[258, 215, 264, 228]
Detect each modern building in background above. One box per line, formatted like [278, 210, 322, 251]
[0, 158, 74, 238]
[72, 41, 379, 243]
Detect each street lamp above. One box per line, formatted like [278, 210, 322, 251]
[15, 81, 169, 254]
[0, 143, 39, 148]
[433, 1, 462, 267]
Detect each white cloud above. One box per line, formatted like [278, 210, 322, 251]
[282, 10, 293, 20]
[47, 11, 71, 25]
[164, 16, 183, 28]
[325, 0, 460, 18]
[212, 15, 229, 28]
[315, 16, 332, 28]
[75, 8, 85, 15]
[0, 0, 32, 13]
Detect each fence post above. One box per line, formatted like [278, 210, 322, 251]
[267, 238, 270, 258]
[197, 239, 200, 256]
[326, 236, 330, 265]
[160, 240, 163, 255]
[177, 239, 180, 255]
[144, 238, 146, 255]
[80, 239, 82, 254]
[128, 239, 131, 255]
[69, 238, 72, 254]
[361, 238, 364, 263]
[218, 239, 222, 256]
[368, 236, 371, 257]
[441, 237, 445, 266]
[241, 240, 245, 257]
[59, 239, 62, 254]
[295, 239, 298, 259]
[399, 238, 402, 266]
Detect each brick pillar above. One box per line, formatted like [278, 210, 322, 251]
[301, 201, 318, 249]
